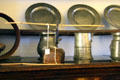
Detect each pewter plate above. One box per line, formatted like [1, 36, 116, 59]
[104, 5, 120, 29]
[25, 3, 61, 30]
[67, 4, 100, 30]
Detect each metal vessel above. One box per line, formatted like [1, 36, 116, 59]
[74, 33, 93, 61]
[110, 32, 120, 61]
[25, 3, 61, 30]
[37, 32, 56, 59]
[104, 5, 120, 61]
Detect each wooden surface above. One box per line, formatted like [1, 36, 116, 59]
[0, 57, 120, 80]
[5, 22, 104, 27]
[1, 29, 120, 35]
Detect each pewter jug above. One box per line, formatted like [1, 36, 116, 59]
[37, 32, 56, 59]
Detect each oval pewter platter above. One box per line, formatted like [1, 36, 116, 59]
[25, 3, 61, 30]
[104, 5, 120, 29]
[67, 4, 101, 30]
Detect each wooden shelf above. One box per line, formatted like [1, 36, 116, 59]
[0, 57, 120, 80]
[1, 29, 120, 35]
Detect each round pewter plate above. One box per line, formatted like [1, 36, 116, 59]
[25, 3, 61, 30]
[67, 4, 100, 30]
[104, 5, 120, 29]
